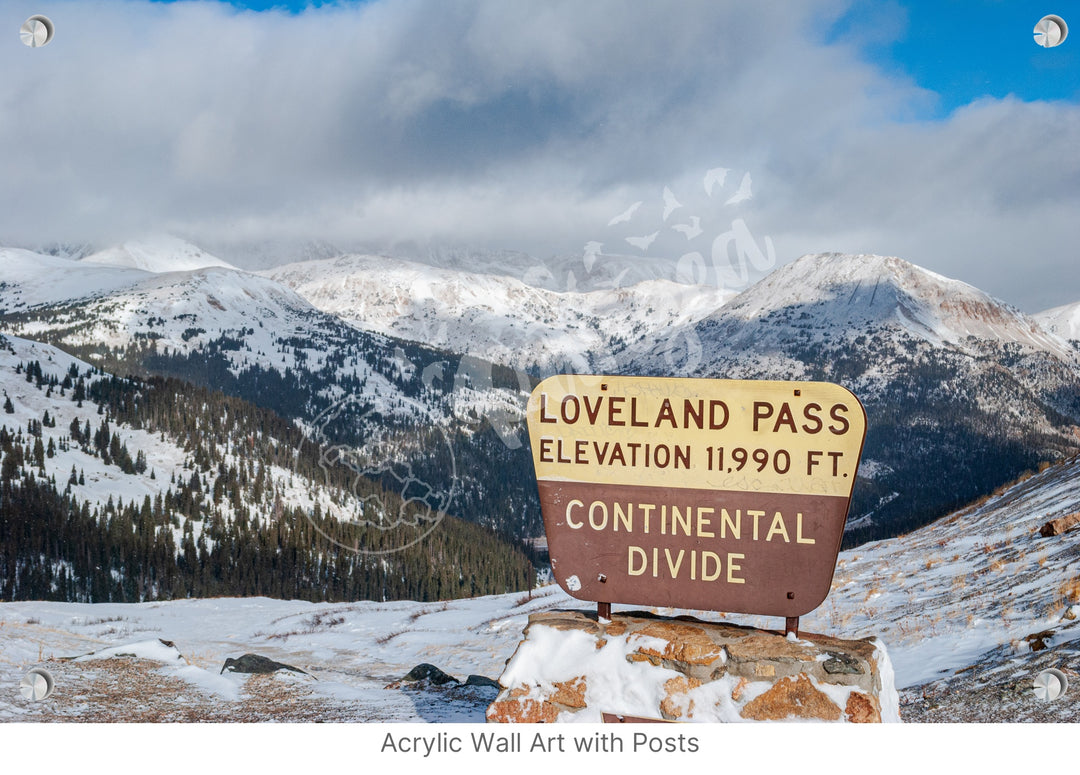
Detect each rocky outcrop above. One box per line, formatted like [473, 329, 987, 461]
[400, 663, 458, 686]
[220, 654, 309, 675]
[384, 663, 503, 704]
[486, 610, 900, 723]
[1040, 512, 1080, 537]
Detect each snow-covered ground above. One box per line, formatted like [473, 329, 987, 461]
[0, 589, 566, 723]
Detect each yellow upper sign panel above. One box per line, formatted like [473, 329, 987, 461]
[527, 375, 867, 498]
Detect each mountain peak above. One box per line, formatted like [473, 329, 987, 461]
[733, 252, 970, 307]
[80, 235, 235, 274]
[723, 252, 1070, 356]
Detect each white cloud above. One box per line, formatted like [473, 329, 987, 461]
[0, 0, 1077, 310]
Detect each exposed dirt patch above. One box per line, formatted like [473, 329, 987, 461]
[22, 658, 378, 723]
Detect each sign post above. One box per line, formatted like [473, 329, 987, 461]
[526, 375, 867, 632]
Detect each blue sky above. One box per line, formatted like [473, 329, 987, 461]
[831, 1, 1080, 115]
[3, 1, 1080, 310]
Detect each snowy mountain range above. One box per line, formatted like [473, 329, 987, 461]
[263, 253, 734, 372]
[1, 243, 547, 543]
[0, 242, 468, 429]
[3, 237, 1080, 547]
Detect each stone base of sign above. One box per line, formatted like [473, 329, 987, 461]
[486, 610, 900, 723]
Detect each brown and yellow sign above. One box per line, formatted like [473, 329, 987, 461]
[526, 375, 867, 618]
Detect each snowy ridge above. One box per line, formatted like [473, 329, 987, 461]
[80, 236, 236, 273]
[630, 252, 1080, 383]
[264, 253, 735, 371]
[0, 248, 151, 310]
[17, 263, 318, 355]
[1035, 301, 1080, 342]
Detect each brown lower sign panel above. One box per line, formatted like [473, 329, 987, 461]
[538, 481, 849, 618]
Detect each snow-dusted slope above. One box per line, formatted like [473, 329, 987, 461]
[790, 455, 1080, 690]
[80, 236, 236, 273]
[17, 263, 318, 356]
[0, 335, 182, 512]
[263, 253, 735, 372]
[0, 333, 374, 531]
[0, 248, 150, 310]
[1035, 301, 1080, 342]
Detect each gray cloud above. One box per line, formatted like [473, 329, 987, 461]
[0, 0, 1077, 311]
